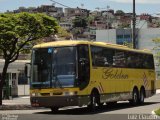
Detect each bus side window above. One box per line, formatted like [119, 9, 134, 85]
[78, 45, 90, 89]
[143, 55, 154, 69]
[91, 46, 115, 67]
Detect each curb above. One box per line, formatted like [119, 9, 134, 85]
[152, 110, 156, 115]
[151, 110, 160, 119]
[0, 105, 40, 110]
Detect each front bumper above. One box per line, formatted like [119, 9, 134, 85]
[31, 95, 89, 107]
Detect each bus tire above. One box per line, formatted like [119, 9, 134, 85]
[98, 102, 104, 107]
[88, 91, 99, 111]
[129, 88, 139, 106]
[97, 93, 103, 107]
[107, 101, 117, 107]
[139, 88, 145, 104]
[50, 107, 59, 113]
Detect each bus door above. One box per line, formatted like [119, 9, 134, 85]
[77, 45, 90, 91]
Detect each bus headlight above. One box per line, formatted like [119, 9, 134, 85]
[31, 93, 39, 96]
[31, 93, 36, 96]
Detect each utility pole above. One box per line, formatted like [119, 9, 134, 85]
[132, 0, 136, 49]
[107, 5, 110, 43]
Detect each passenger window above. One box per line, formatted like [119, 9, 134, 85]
[91, 46, 114, 67]
[113, 51, 126, 67]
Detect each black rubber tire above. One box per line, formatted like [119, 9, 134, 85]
[107, 101, 117, 107]
[97, 93, 103, 107]
[88, 90, 103, 111]
[129, 88, 139, 106]
[89, 92, 97, 111]
[139, 89, 145, 104]
[98, 102, 104, 107]
[50, 107, 59, 113]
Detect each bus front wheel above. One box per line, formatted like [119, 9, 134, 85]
[88, 91, 99, 111]
[90, 92, 97, 111]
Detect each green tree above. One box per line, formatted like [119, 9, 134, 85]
[73, 16, 88, 28]
[115, 10, 125, 15]
[72, 16, 88, 39]
[87, 15, 95, 25]
[0, 12, 59, 105]
[118, 23, 130, 28]
[123, 41, 133, 48]
[57, 27, 72, 39]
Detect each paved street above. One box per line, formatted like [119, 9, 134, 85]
[0, 90, 160, 120]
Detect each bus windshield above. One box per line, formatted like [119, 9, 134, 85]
[31, 46, 77, 89]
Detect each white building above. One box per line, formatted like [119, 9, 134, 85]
[131, 19, 149, 29]
[96, 29, 117, 44]
[0, 60, 30, 98]
[138, 28, 160, 49]
[60, 22, 73, 30]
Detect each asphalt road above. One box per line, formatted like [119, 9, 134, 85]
[0, 93, 160, 120]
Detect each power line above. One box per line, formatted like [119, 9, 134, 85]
[50, 0, 71, 8]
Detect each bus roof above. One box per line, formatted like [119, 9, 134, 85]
[33, 40, 153, 55]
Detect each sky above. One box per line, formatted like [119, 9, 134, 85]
[0, 0, 160, 15]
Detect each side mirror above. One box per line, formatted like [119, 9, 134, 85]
[25, 63, 31, 78]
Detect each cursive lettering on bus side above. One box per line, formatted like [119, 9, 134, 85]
[102, 68, 128, 79]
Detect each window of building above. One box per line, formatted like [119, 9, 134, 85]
[124, 35, 131, 38]
[18, 70, 28, 85]
[12, 73, 17, 86]
[117, 35, 123, 39]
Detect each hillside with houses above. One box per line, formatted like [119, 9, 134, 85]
[6, 4, 160, 41]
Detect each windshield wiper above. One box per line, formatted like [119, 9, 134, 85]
[55, 75, 62, 88]
[52, 74, 62, 88]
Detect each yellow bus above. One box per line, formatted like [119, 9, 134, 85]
[30, 40, 156, 112]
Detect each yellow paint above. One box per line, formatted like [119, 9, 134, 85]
[156, 80, 160, 89]
[79, 67, 155, 95]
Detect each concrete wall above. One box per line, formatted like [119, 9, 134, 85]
[18, 85, 29, 96]
[138, 28, 160, 50]
[96, 29, 116, 44]
[12, 87, 18, 97]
